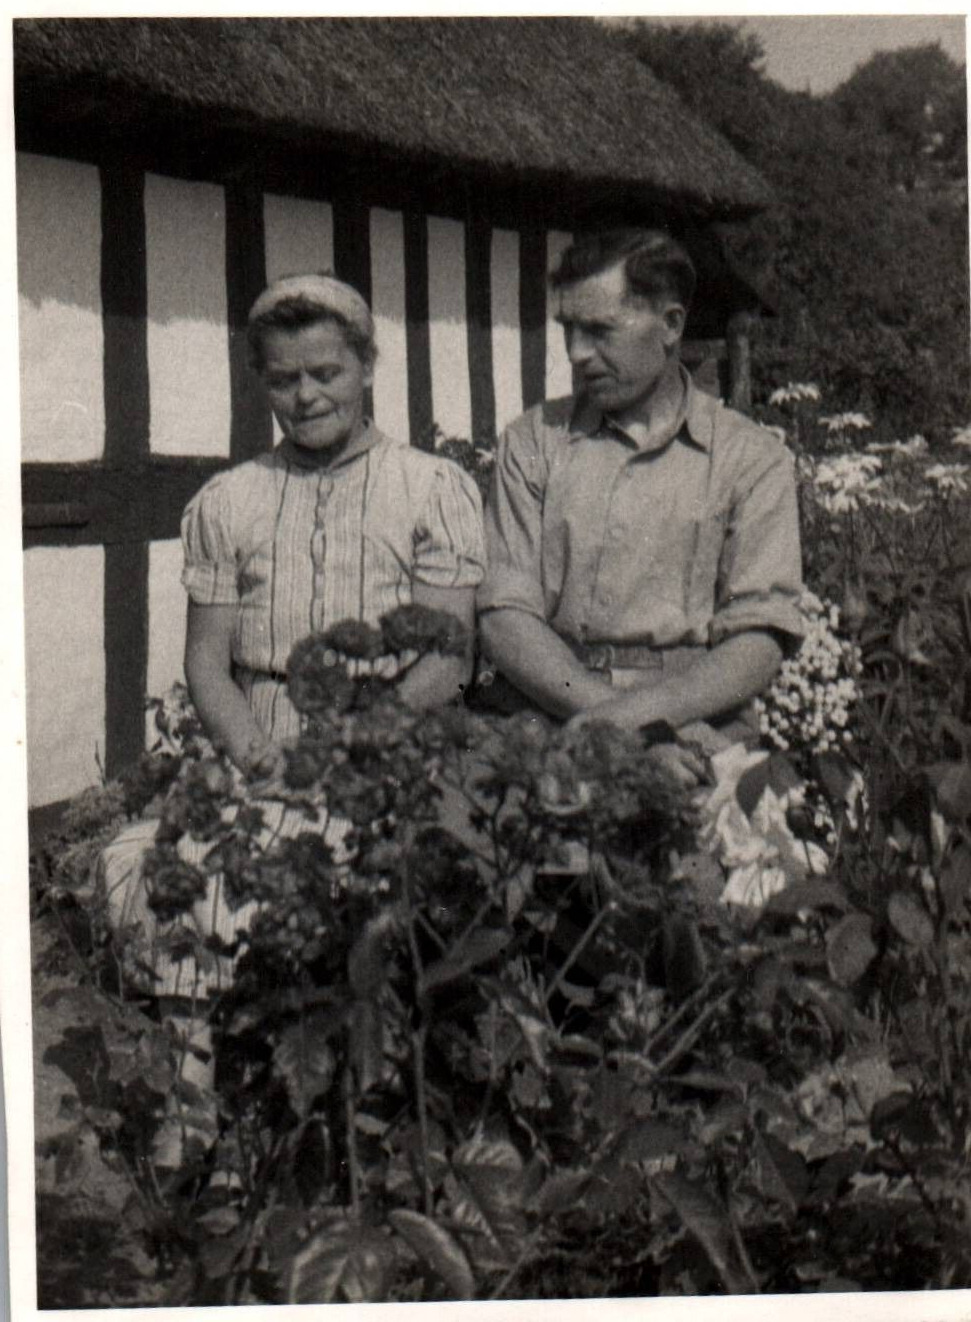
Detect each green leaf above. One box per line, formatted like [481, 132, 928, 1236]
[736, 752, 802, 816]
[53, 1130, 93, 1187]
[445, 1136, 526, 1272]
[388, 1209, 475, 1300]
[530, 1168, 591, 1217]
[825, 913, 878, 986]
[421, 927, 511, 995]
[620, 1119, 690, 1164]
[286, 1211, 393, 1304]
[662, 917, 708, 999]
[348, 908, 399, 998]
[390, 1119, 450, 1198]
[699, 1098, 749, 1146]
[585, 1163, 642, 1216]
[887, 891, 934, 947]
[666, 1070, 742, 1094]
[939, 844, 971, 916]
[765, 880, 851, 917]
[812, 750, 857, 805]
[199, 1230, 248, 1281]
[753, 1132, 809, 1217]
[348, 998, 385, 1095]
[869, 1091, 941, 1146]
[926, 760, 971, 823]
[273, 1016, 338, 1119]
[196, 1205, 242, 1237]
[933, 714, 971, 756]
[549, 1033, 602, 1066]
[649, 1172, 750, 1294]
[263, 1207, 311, 1265]
[44, 1025, 116, 1111]
[672, 850, 725, 906]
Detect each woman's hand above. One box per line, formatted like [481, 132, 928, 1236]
[185, 601, 276, 772]
[395, 583, 477, 710]
[244, 737, 286, 784]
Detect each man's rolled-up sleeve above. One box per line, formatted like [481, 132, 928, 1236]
[710, 440, 805, 650]
[477, 414, 549, 624]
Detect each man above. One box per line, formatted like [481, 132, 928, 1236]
[477, 229, 804, 769]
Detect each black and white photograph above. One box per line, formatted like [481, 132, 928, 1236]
[5, 9, 971, 1316]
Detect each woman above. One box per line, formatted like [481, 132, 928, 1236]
[102, 273, 484, 1121]
[185, 272, 483, 776]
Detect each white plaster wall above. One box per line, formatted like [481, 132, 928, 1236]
[17, 153, 105, 463]
[24, 545, 105, 803]
[427, 216, 472, 440]
[490, 228, 523, 434]
[145, 174, 230, 457]
[546, 229, 574, 402]
[369, 208, 409, 442]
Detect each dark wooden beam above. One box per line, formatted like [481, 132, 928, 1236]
[519, 227, 547, 412]
[104, 539, 149, 779]
[100, 161, 151, 777]
[403, 210, 433, 445]
[100, 163, 149, 462]
[465, 213, 496, 444]
[333, 193, 374, 420]
[225, 171, 273, 463]
[22, 458, 228, 548]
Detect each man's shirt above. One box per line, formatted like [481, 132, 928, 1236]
[478, 369, 804, 652]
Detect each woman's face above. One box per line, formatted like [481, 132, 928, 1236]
[260, 320, 372, 456]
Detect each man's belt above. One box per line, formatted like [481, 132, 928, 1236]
[566, 639, 707, 673]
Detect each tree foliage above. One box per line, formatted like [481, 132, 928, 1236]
[621, 21, 970, 437]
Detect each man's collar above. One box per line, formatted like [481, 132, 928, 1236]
[569, 365, 715, 454]
[278, 418, 384, 472]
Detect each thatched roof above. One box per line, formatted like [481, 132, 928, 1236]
[14, 17, 772, 220]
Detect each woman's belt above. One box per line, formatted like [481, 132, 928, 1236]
[235, 664, 288, 684]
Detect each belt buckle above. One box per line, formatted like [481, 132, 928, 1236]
[588, 643, 614, 672]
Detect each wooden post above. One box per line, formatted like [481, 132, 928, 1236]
[727, 312, 755, 413]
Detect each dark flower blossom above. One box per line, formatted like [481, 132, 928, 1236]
[156, 758, 231, 842]
[144, 850, 208, 922]
[287, 636, 358, 717]
[319, 620, 386, 661]
[379, 604, 469, 658]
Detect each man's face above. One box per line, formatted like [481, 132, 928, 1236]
[261, 320, 372, 455]
[556, 261, 685, 423]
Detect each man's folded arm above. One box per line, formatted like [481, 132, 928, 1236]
[572, 627, 783, 731]
[478, 417, 614, 717]
[479, 607, 613, 717]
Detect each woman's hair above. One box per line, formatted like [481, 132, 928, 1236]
[247, 278, 377, 373]
[550, 228, 696, 312]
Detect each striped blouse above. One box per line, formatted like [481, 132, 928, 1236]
[181, 423, 485, 741]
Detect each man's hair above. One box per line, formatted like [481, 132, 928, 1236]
[550, 228, 696, 312]
[247, 287, 377, 374]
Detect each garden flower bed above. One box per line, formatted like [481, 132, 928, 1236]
[29, 402, 971, 1304]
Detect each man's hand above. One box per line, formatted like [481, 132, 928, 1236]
[645, 742, 709, 791]
[565, 707, 709, 790]
[565, 631, 783, 739]
[478, 609, 614, 719]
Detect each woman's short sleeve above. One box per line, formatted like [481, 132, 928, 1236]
[413, 461, 486, 590]
[181, 475, 240, 606]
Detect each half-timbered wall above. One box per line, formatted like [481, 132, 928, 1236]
[20, 150, 575, 809]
